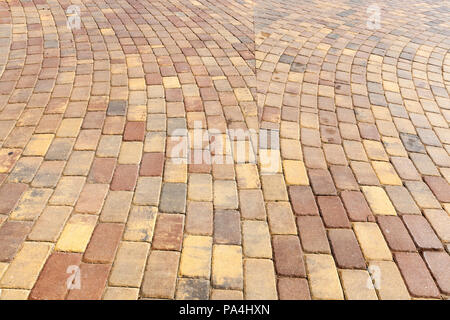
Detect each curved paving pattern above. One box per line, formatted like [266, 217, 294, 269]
[0, 0, 449, 300]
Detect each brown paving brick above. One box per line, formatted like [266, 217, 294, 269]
[214, 210, 241, 245]
[328, 229, 366, 269]
[66, 263, 111, 300]
[272, 235, 306, 277]
[0, 221, 33, 262]
[277, 278, 311, 300]
[330, 165, 359, 190]
[239, 189, 266, 220]
[84, 223, 124, 264]
[423, 176, 450, 203]
[341, 191, 374, 222]
[0, 183, 28, 214]
[185, 201, 213, 235]
[124, 121, 146, 141]
[403, 215, 443, 250]
[75, 184, 109, 214]
[110, 164, 139, 191]
[394, 252, 440, 298]
[30, 252, 82, 300]
[308, 169, 337, 195]
[152, 214, 184, 251]
[88, 157, 116, 184]
[317, 196, 351, 228]
[288, 186, 319, 215]
[377, 216, 416, 252]
[140, 152, 164, 176]
[423, 251, 450, 295]
[296, 216, 330, 253]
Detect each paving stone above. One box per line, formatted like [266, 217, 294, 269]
[377, 216, 417, 252]
[289, 186, 319, 215]
[32, 160, 65, 187]
[159, 183, 187, 213]
[339, 270, 378, 300]
[100, 191, 133, 223]
[212, 245, 243, 290]
[186, 201, 213, 235]
[140, 153, 164, 176]
[0, 242, 52, 289]
[395, 252, 440, 298]
[176, 278, 210, 300]
[50, 176, 85, 206]
[0, 221, 33, 262]
[341, 191, 374, 222]
[179, 235, 212, 278]
[244, 259, 278, 300]
[152, 214, 184, 251]
[361, 186, 396, 215]
[328, 229, 366, 269]
[423, 176, 450, 203]
[296, 216, 330, 253]
[317, 196, 351, 228]
[214, 180, 239, 208]
[353, 222, 392, 261]
[239, 189, 266, 220]
[56, 214, 97, 253]
[272, 235, 306, 277]
[123, 206, 157, 242]
[66, 263, 111, 300]
[423, 209, 450, 243]
[10, 188, 52, 221]
[142, 250, 180, 298]
[385, 186, 421, 215]
[308, 169, 337, 195]
[242, 221, 272, 258]
[403, 215, 443, 250]
[0, 183, 28, 214]
[110, 164, 139, 191]
[84, 223, 124, 264]
[103, 287, 139, 300]
[109, 241, 150, 287]
[267, 202, 297, 234]
[75, 184, 108, 214]
[214, 210, 241, 245]
[423, 251, 450, 295]
[211, 290, 243, 300]
[277, 278, 311, 300]
[305, 254, 344, 300]
[29, 252, 82, 300]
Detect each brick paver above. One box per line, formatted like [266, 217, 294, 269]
[0, 0, 449, 300]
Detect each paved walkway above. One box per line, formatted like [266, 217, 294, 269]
[0, 0, 449, 300]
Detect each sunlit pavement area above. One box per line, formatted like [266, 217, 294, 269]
[0, 0, 449, 300]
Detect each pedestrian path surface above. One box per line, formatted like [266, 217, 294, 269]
[0, 0, 449, 300]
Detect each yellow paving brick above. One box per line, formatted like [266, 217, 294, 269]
[212, 245, 243, 290]
[179, 235, 212, 278]
[55, 214, 98, 252]
[235, 164, 260, 189]
[283, 160, 309, 185]
[163, 76, 181, 88]
[118, 142, 143, 164]
[339, 269, 378, 300]
[56, 118, 83, 137]
[188, 173, 213, 201]
[234, 88, 253, 101]
[361, 186, 396, 215]
[0, 289, 30, 300]
[164, 162, 187, 183]
[129, 78, 146, 90]
[372, 161, 402, 185]
[244, 259, 277, 300]
[109, 241, 150, 287]
[0, 242, 52, 289]
[353, 222, 392, 261]
[0, 262, 8, 279]
[123, 206, 157, 242]
[368, 261, 410, 300]
[23, 134, 54, 156]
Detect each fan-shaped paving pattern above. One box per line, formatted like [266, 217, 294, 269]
[0, 0, 449, 300]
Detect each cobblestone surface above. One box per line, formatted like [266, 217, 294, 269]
[0, 0, 449, 300]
